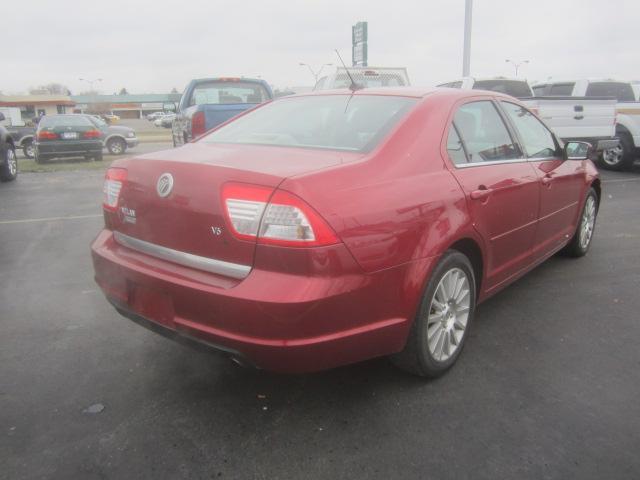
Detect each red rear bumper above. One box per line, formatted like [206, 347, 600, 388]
[91, 229, 435, 373]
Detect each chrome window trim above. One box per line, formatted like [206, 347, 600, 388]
[455, 158, 528, 168]
[113, 231, 251, 280]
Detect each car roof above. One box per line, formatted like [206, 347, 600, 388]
[285, 86, 518, 101]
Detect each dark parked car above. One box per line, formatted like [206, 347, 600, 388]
[87, 115, 138, 155]
[92, 88, 600, 377]
[35, 114, 103, 163]
[172, 77, 273, 146]
[0, 112, 18, 181]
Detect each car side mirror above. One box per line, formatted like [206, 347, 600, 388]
[564, 141, 592, 161]
[0, 112, 5, 122]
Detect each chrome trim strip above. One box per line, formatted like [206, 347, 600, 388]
[113, 231, 251, 280]
[456, 158, 528, 168]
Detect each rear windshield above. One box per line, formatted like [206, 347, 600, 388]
[331, 70, 408, 89]
[473, 80, 532, 98]
[548, 83, 575, 96]
[39, 115, 93, 127]
[585, 82, 636, 102]
[189, 81, 269, 106]
[201, 95, 417, 152]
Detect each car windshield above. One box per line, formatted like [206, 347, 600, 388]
[473, 80, 532, 98]
[190, 81, 269, 105]
[39, 115, 93, 127]
[201, 94, 418, 152]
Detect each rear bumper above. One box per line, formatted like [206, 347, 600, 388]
[36, 140, 103, 156]
[91, 229, 434, 373]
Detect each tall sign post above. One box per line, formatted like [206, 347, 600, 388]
[462, 0, 473, 76]
[352, 21, 368, 67]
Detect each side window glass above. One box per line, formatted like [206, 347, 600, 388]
[501, 102, 557, 158]
[447, 126, 467, 165]
[454, 101, 521, 163]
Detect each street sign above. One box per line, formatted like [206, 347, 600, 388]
[352, 21, 368, 67]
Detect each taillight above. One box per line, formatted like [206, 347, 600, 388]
[191, 111, 206, 138]
[103, 168, 127, 211]
[83, 129, 101, 139]
[221, 183, 339, 247]
[37, 130, 58, 140]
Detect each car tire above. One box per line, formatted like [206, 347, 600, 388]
[107, 137, 126, 155]
[22, 140, 35, 159]
[562, 187, 598, 257]
[600, 132, 635, 171]
[0, 145, 18, 182]
[391, 250, 476, 377]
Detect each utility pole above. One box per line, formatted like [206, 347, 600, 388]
[462, 0, 473, 77]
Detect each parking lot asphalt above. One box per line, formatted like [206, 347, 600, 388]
[1, 160, 640, 480]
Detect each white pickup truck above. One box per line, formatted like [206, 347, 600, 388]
[315, 67, 411, 90]
[532, 79, 640, 170]
[438, 77, 620, 167]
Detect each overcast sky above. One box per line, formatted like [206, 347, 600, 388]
[1, 0, 638, 95]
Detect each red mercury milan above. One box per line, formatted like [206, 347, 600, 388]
[91, 87, 600, 376]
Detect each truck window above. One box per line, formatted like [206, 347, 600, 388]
[585, 82, 636, 102]
[548, 83, 575, 96]
[532, 85, 547, 96]
[472, 80, 532, 98]
[189, 81, 269, 106]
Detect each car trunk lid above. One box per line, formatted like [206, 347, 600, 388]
[112, 142, 356, 272]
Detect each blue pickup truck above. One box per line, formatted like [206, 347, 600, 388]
[172, 77, 273, 146]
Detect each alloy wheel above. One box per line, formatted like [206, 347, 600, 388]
[7, 149, 17, 177]
[426, 268, 471, 362]
[602, 145, 623, 166]
[579, 196, 596, 250]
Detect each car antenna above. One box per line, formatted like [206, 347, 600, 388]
[335, 49, 362, 91]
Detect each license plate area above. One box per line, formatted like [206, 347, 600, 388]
[129, 284, 175, 328]
[62, 132, 78, 139]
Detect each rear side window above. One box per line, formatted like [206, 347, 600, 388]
[189, 81, 269, 106]
[447, 127, 467, 165]
[473, 80, 532, 98]
[501, 102, 558, 158]
[202, 95, 417, 153]
[548, 83, 575, 96]
[39, 115, 93, 127]
[585, 82, 635, 102]
[453, 101, 521, 163]
[438, 82, 463, 89]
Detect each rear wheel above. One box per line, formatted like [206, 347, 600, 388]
[600, 132, 635, 171]
[23, 140, 35, 159]
[563, 187, 598, 257]
[391, 250, 476, 377]
[0, 145, 18, 182]
[107, 137, 126, 155]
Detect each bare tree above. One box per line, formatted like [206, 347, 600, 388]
[118, 87, 129, 95]
[29, 83, 71, 95]
[171, 87, 179, 94]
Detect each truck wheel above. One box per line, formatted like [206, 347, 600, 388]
[107, 137, 126, 155]
[600, 132, 635, 171]
[23, 140, 35, 159]
[0, 146, 18, 182]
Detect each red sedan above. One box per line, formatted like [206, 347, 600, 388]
[91, 88, 600, 376]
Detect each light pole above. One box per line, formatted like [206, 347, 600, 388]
[462, 0, 473, 76]
[299, 63, 333, 85]
[79, 78, 103, 92]
[505, 59, 529, 77]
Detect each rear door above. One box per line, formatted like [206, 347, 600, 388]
[500, 101, 584, 259]
[446, 99, 540, 292]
